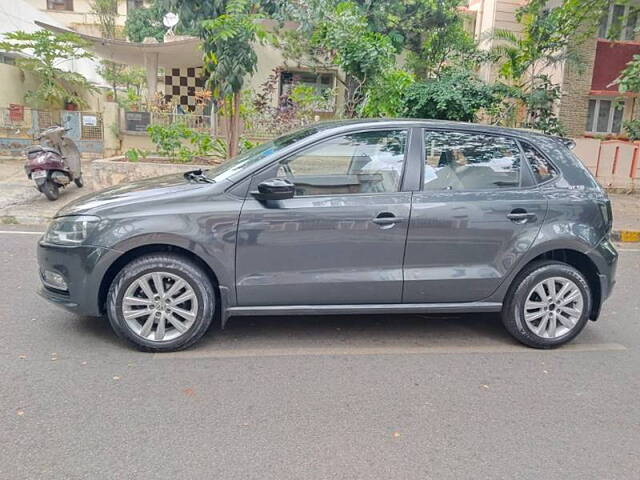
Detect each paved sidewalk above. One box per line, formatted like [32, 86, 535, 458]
[0, 157, 638, 240]
[608, 193, 640, 230]
[0, 157, 94, 225]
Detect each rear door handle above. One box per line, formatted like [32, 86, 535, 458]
[507, 210, 537, 224]
[372, 213, 405, 226]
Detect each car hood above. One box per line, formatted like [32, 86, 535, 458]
[56, 173, 209, 217]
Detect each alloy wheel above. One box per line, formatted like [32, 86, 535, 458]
[122, 271, 199, 342]
[523, 277, 584, 339]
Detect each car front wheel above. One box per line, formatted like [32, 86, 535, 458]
[502, 260, 592, 349]
[106, 253, 216, 352]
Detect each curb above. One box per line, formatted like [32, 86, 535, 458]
[3, 214, 640, 243]
[1, 215, 52, 226]
[611, 230, 640, 243]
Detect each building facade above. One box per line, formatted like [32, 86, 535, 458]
[468, 0, 640, 138]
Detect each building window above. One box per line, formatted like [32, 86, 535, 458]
[598, 3, 638, 41]
[585, 99, 625, 134]
[0, 53, 17, 66]
[47, 0, 73, 11]
[127, 0, 145, 12]
[279, 71, 336, 112]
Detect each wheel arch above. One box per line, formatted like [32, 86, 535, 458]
[98, 243, 224, 326]
[506, 248, 602, 320]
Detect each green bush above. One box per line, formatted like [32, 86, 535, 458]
[624, 119, 640, 140]
[402, 69, 499, 122]
[146, 123, 250, 163]
[360, 70, 415, 118]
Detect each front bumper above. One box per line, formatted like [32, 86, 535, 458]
[37, 241, 121, 317]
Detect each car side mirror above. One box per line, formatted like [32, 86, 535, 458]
[251, 178, 295, 201]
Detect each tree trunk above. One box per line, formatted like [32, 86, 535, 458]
[227, 92, 241, 159]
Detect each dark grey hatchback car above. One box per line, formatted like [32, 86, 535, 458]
[38, 119, 618, 351]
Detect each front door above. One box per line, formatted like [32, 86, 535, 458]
[403, 129, 548, 303]
[236, 129, 413, 306]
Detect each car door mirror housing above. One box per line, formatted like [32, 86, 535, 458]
[251, 178, 295, 201]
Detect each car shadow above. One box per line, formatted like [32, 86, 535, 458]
[189, 312, 520, 353]
[71, 312, 523, 354]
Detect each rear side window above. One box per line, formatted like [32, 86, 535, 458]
[423, 131, 521, 190]
[521, 142, 558, 184]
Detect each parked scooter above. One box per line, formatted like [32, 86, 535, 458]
[24, 126, 83, 201]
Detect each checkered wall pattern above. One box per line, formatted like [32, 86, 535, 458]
[164, 67, 205, 112]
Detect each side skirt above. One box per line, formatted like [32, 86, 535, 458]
[223, 302, 502, 321]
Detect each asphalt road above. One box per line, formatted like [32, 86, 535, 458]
[1, 226, 639, 480]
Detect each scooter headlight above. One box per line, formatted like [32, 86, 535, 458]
[44, 215, 100, 245]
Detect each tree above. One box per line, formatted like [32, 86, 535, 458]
[492, 0, 610, 134]
[311, 1, 395, 116]
[201, 0, 266, 158]
[402, 69, 500, 122]
[156, 0, 228, 36]
[124, 1, 166, 42]
[360, 69, 414, 117]
[90, 0, 119, 39]
[0, 30, 96, 109]
[90, 0, 126, 102]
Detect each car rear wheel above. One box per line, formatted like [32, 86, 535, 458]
[502, 260, 592, 349]
[106, 253, 216, 352]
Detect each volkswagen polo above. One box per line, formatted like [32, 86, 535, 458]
[37, 120, 618, 351]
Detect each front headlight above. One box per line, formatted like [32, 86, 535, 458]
[44, 215, 101, 245]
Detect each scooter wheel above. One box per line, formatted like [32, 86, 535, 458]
[74, 176, 84, 188]
[42, 180, 59, 201]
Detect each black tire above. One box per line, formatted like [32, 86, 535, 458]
[74, 176, 84, 188]
[502, 260, 592, 349]
[106, 253, 216, 352]
[42, 180, 59, 201]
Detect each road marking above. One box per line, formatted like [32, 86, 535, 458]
[0, 230, 44, 235]
[154, 342, 626, 360]
[618, 248, 640, 252]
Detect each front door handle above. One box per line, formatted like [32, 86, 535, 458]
[507, 209, 537, 224]
[372, 212, 405, 226]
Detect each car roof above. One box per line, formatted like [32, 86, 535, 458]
[308, 118, 553, 142]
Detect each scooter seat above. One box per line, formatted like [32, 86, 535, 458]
[26, 145, 60, 155]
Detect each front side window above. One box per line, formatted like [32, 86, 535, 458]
[521, 142, 558, 184]
[47, 0, 73, 10]
[423, 131, 521, 191]
[585, 99, 624, 134]
[277, 130, 407, 196]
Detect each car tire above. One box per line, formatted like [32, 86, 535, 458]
[107, 253, 216, 352]
[74, 176, 84, 188]
[42, 180, 59, 201]
[502, 260, 592, 349]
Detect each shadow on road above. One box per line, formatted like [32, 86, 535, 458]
[192, 312, 518, 353]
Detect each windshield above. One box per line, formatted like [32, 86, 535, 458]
[204, 126, 321, 182]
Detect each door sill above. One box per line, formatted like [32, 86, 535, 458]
[225, 302, 502, 318]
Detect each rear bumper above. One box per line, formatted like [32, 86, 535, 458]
[37, 241, 121, 317]
[589, 237, 618, 320]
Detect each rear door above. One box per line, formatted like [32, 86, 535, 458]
[403, 129, 548, 303]
[236, 128, 416, 306]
